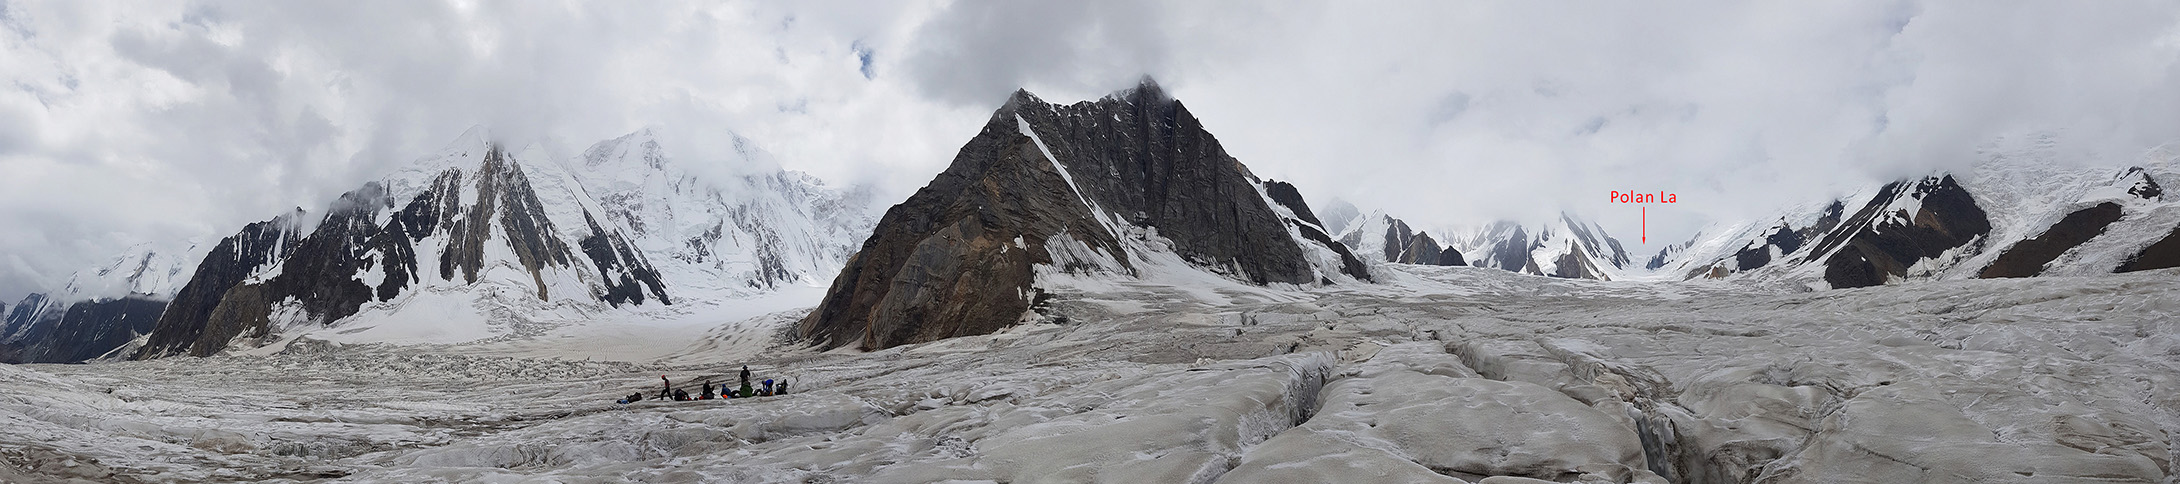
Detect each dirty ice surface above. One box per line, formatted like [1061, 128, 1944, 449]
[5, 265, 2180, 483]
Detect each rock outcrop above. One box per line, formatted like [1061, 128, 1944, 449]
[1335, 213, 1467, 268]
[134, 213, 305, 358]
[1979, 202, 2125, 278]
[798, 79, 1366, 351]
[1659, 160, 2177, 286]
[1729, 201, 1845, 275]
[6, 126, 871, 363]
[1455, 214, 1630, 280]
[4, 293, 164, 363]
[1397, 232, 1444, 265]
[136, 143, 675, 358]
[1813, 175, 1991, 288]
[1263, 180, 1372, 282]
[2118, 224, 2180, 272]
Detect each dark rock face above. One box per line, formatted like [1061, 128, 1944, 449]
[1645, 239, 1693, 271]
[1814, 175, 1991, 289]
[799, 80, 1360, 351]
[135, 145, 669, 359]
[797, 113, 1122, 351]
[2123, 167, 2164, 200]
[439, 149, 582, 298]
[22, 297, 167, 363]
[1488, 226, 1536, 273]
[1552, 244, 1608, 280]
[135, 212, 304, 359]
[1439, 247, 1466, 266]
[1262, 180, 1325, 230]
[1979, 202, 2125, 278]
[1733, 228, 1787, 271]
[1263, 180, 1371, 281]
[3, 293, 51, 345]
[1365, 217, 1466, 267]
[581, 212, 672, 306]
[1730, 201, 1845, 273]
[1558, 214, 1630, 270]
[1010, 83, 1331, 284]
[4, 293, 168, 364]
[1383, 218, 1415, 262]
[149, 182, 401, 357]
[1397, 232, 1443, 265]
[2, 294, 60, 363]
[1337, 214, 1460, 267]
[2117, 224, 2180, 273]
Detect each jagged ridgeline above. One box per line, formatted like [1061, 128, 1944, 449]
[1659, 159, 2179, 288]
[133, 145, 668, 358]
[798, 79, 1370, 351]
[82, 128, 879, 361]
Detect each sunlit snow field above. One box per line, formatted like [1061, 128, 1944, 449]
[5, 266, 2179, 483]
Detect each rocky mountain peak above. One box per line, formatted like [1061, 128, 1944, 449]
[9, 122, 868, 364]
[798, 83, 1366, 351]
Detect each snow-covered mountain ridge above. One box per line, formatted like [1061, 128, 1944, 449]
[4, 126, 878, 363]
[1654, 139, 2180, 288]
[1328, 208, 1634, 281]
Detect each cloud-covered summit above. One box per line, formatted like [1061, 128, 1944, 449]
[5, 1, 2179, 302]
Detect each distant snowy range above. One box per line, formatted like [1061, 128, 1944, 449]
[6, 80, 2180, 483]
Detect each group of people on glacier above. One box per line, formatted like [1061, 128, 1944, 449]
[617, 365, 788, 404]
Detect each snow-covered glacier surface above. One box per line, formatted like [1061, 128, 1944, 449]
[5, 266, 2179, 483]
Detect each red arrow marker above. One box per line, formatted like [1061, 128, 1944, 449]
[1641, 206, 1647, 244]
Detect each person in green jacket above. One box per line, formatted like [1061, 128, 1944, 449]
[739, 365, 754, 397]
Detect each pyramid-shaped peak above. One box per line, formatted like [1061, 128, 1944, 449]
[1002, 89, 1047, 113]
[999, 76, 1176, 117]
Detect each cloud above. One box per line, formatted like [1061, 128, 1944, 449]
[3, 0, 2178, 301]
[0, 0, 980, 301]
[898, 0, 1173, 105]
[890, 0, 2180, 254]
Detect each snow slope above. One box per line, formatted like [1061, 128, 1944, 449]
[568, 129, 876, 296]
[4, 264, 2176, 483]
[1658, 137, 2180, 287]
[53, 241, 206, 302]
[137, 126, 878, 357]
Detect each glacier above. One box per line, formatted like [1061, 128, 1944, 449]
[3, 263, 2175, 483]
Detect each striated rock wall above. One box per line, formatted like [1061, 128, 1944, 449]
[135, 212, 304, 359]
[135, 145, 670, 358]
[799, 80, 1362, 351]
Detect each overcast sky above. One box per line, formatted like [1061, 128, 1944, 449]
[4, 1, 2179, 302]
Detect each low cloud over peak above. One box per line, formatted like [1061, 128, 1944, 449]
[4, 1, 2178, 301]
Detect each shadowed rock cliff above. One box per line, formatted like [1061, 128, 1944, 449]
[799, 79, 1367, 351]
